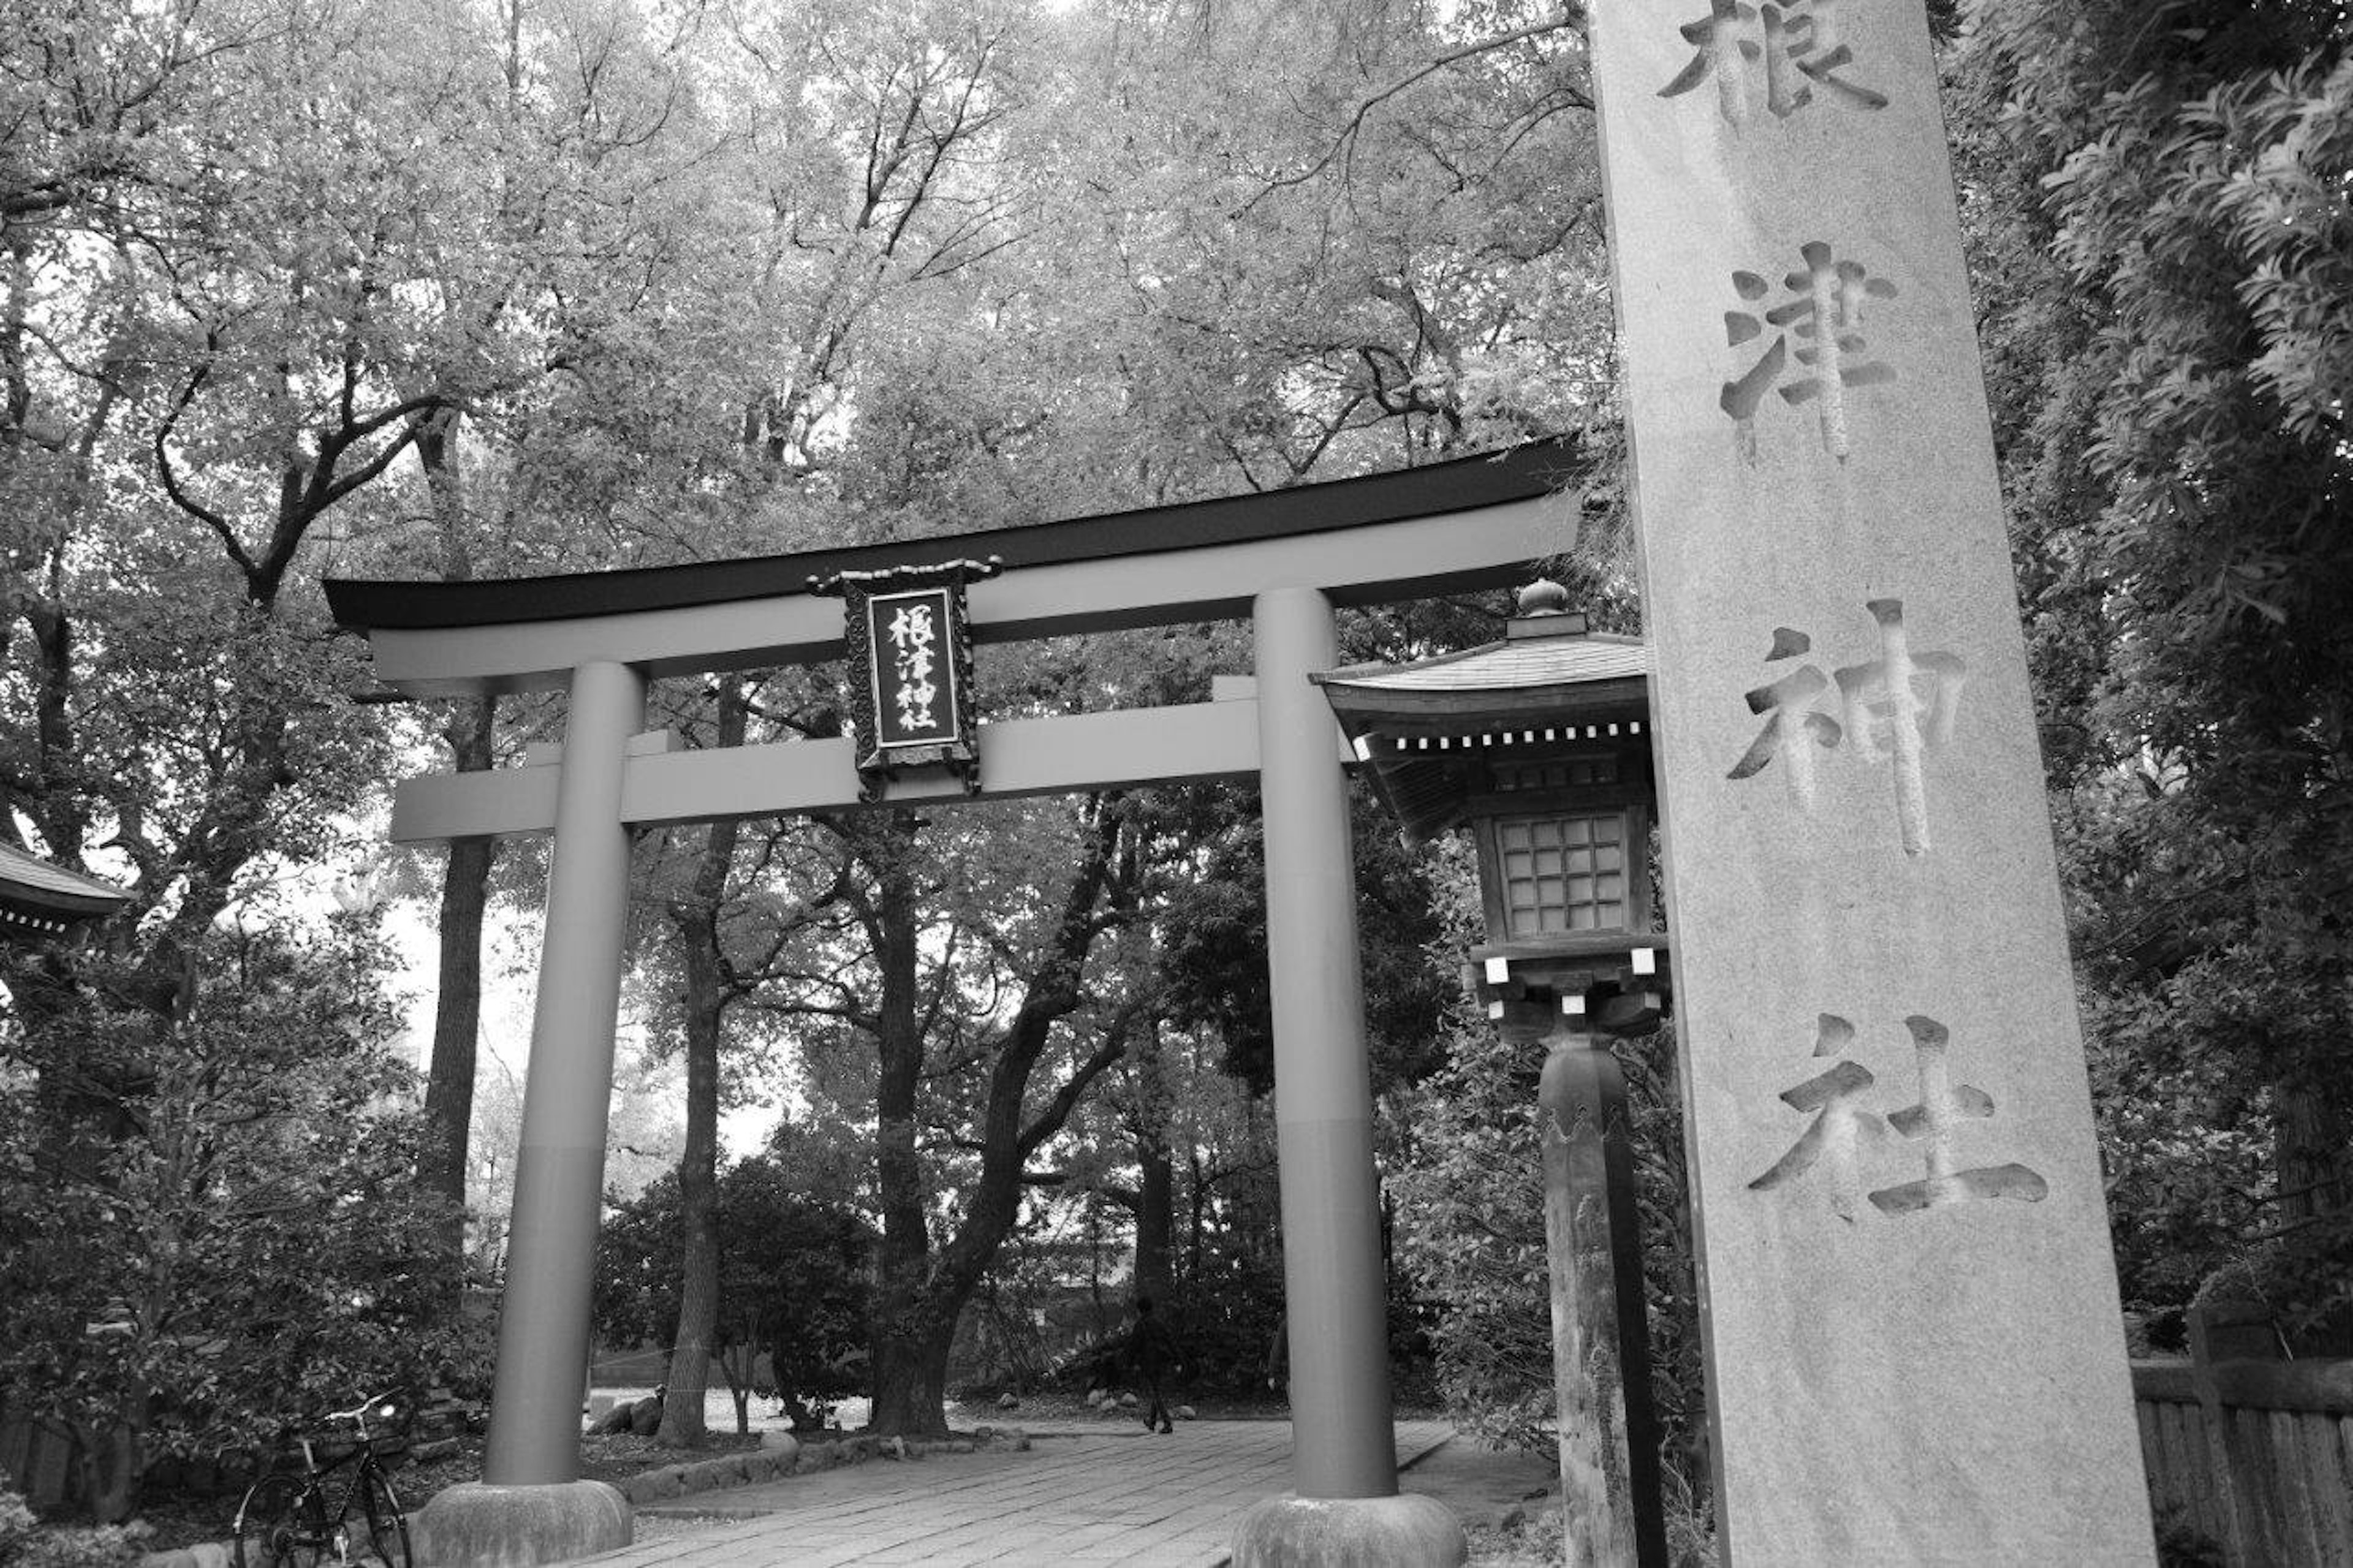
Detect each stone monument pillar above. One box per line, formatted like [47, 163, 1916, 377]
[1583, 2, 2156, 1561]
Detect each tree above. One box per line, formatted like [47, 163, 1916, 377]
[1953, 0, 2353, 1342]
[645, 681, 749, 1449]
[0, 910, 468, 1522]
[1158, 782, 1458, 1096]
[593, 1159, 871, 1435]
[634, 674, 856, 1446]
[778, 801, 1151, 1436]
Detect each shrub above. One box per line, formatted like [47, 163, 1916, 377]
[0, 1485, 150, 1568]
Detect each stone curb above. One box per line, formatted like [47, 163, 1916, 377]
[616, 1426, 1030, 1508]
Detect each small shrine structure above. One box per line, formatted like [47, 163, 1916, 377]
[1317, 581, 1671, 1565]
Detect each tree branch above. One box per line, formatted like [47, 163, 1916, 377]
[1234, 13, 1588, 218]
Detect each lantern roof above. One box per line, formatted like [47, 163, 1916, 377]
[1313, 586, 1654, 843]
[0, 840, 132, 941]
[1317, 628, 1647, 702]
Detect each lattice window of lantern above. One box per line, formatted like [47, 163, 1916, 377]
[1493, 756, 1620, 793]
[1498, 811, 1628, 936]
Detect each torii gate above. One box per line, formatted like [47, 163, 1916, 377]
[332, 2, 2160, 1561]
[325, 442, 1576, 1566]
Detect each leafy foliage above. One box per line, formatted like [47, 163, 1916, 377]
[593, 1158, 873, 1432]
[1388, 840, 1708, 1500]
[1157, 784, 1457, 1096]
[0, 914, 472, 1494]
[1955, 0, 2353, 1341]
[0, 1484, 148, 1567]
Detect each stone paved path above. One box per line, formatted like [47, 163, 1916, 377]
[559, 1420, 1460, 1568]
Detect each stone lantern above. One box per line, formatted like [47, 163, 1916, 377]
[1316, 580, 1672, 1568]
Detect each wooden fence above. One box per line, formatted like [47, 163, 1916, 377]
[0, 1405, 85, 1512]
[2132, 1306, 2353, 1566]
[1, 1388, 470, 1520]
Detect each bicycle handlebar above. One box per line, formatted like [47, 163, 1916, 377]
[324, 1390, 404, 1426]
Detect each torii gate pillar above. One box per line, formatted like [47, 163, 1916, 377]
[419, 659, 642, 1564]
[485, 657, 645, 1485]
[1232, 587, 1466, 1563]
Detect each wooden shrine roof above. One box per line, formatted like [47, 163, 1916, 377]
[0, 840, 131, 939]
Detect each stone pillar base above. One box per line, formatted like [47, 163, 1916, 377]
[1229, 1493, 1468, 1567]
[413, 1479, 631, 1568]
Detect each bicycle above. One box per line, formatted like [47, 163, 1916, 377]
[229, 1390, 414, 1567]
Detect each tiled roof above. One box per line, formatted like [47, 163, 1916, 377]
[0, 840, 132, 911]
[1320, 633, 1648, 693]
[1316, 626, 1653, 843]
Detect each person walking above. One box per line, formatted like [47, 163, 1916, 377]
[1127, 1296, 1181, 1434]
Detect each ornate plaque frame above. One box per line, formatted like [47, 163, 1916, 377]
[811, 557, 999, 801]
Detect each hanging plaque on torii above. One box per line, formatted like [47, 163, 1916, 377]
[811, 556, 1001, 800]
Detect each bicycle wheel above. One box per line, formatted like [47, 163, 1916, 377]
[352, 1463, 413, 1568]
[231, 1472, 328, 1568]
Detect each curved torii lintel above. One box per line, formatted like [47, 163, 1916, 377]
[324, 437, 1585, 698]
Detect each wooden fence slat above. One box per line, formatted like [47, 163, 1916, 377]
[2193, 1403, 2236, 1556]
[2211, 1404, 2256, 1566]
[2299, 1411, 2353, 1567]
[2200, 1403, 2241, 1556]
[0, 1411, 29, 1491]
[2158, 1404, 2192, 1527]
[2182, 1400, 2234, 1553]
[2146, 1403, 2174, 1507]
[2269, 1411, 2317, 1562]
[2158, 1402, 2208, 1548]
[2146, 1403, 2177, 1520]
[2238, 1406, 2287, 1566]
[2214, 1400, 2259, 1563]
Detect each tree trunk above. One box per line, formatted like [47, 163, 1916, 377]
[415, 408, 496, 1290]
[719, 1342, 754, 1436]
[422, 699, 497, 1285]
[866, 812, 945, 1435]
[2276, 1087, 2349, 1229]
[660, 681, 746, 1447]
[1130, 1018, 1177, 1307]
[658, 916, 722, 1447]
[1186, 1150, 1208, 1303]
[2276, 1083, 2353, 1351]
[855, 801, 1129, 1437]
[866, 1314, 955, 1437]
[1136, 1135, 1175, 1307]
